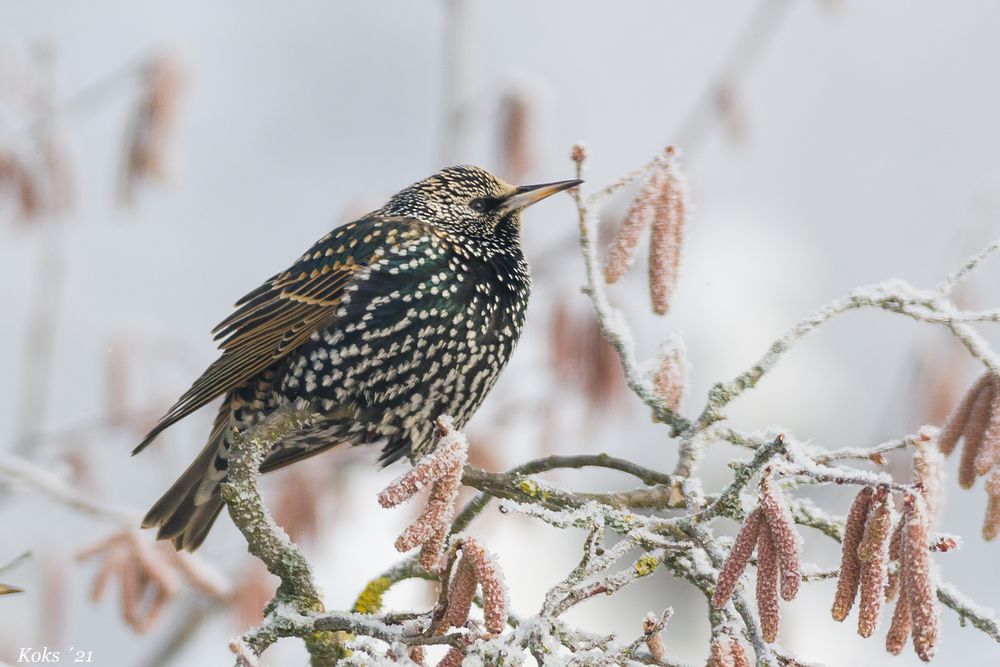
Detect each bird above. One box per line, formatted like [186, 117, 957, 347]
[134, 165, 581, 551]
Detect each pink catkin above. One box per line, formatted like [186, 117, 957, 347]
[959, 386, 992, 489]
[498, 90, 534, 183]
[652, 341, 688, 412]
[857, 489, 892, 561]
[647, 168, 687, 315]
[378, 458, 438, 508]
[393, 482, 444, 551]
[379, 417, 468, 572]
[938, 373, 992, 455]
[832, 487, 874, 621]
[885, 578, 912, 656]
[912, 434, 944, 527]
[424, 460, 463, 569]
[856, 490, 891, 638]
[120, 55, 183, 206]
[436, 648, 463, 667]
[902, 496, 939, 662]
[443, 555, 477, 629]
[756, 522, 781, 643]
[143, 56, 183, 178]
[378, 419, 466, 507]
[459, 539, 507, 635]
[983, 470, 1000, 541]
[408, 646, 426, 665]
[707, 637, 733, 667]
[975, 388, 1000, 475]
[729, 639, 751, 667]
[884, 521, 904, 603]
[604, 171, 663, 284]
[642, 613, 666, 662]
[759, 476, 801, 601]
[392, 457, 462, 570]
[77, 531, 180, 634]
[711, 507, 764, 609]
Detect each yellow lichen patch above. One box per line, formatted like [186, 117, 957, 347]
[517, 478, 539, 496]
[514, 477, 552, 503]
[634, 554, 660, 577]
[353, 576, 392, 615]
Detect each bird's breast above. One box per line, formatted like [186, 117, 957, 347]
[274, 239, 530, 457]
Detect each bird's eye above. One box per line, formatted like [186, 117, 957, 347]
[469, 198, 489, 213]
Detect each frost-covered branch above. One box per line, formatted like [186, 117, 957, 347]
[560, 143, 1000, 662]
[937, 582, 1000, 643]
[219, 407, 343, 666]
[695, 281, 1000, 443]
[570, 147, 691, 439]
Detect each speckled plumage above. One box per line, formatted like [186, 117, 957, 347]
[136, 165, 580, 550]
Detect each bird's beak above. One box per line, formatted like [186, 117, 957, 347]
[499, 179, 583, 215]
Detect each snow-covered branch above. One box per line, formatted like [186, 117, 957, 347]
[219, 407, 344, 666]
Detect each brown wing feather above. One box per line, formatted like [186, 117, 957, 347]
[133, 222, 394, 455]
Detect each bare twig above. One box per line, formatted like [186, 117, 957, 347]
[0, 452, 136, 523]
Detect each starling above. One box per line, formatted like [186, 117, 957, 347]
[135, 165, 581, 550]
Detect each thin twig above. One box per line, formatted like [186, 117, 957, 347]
[0, 453, 136, 523]
[937, 581, 1000, 643]
[571, 157, 691, 437]
[935, 239, 1000, 296]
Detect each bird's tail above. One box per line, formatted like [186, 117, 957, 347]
[141, 399, 235, 551]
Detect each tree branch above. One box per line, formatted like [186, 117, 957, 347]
[0, 452, 136, 523]
[219, 407, 343, 666]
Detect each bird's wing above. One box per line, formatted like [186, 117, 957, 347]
[134, 216, 434, 454]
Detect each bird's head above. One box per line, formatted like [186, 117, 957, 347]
[381, 165, 581, 237]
